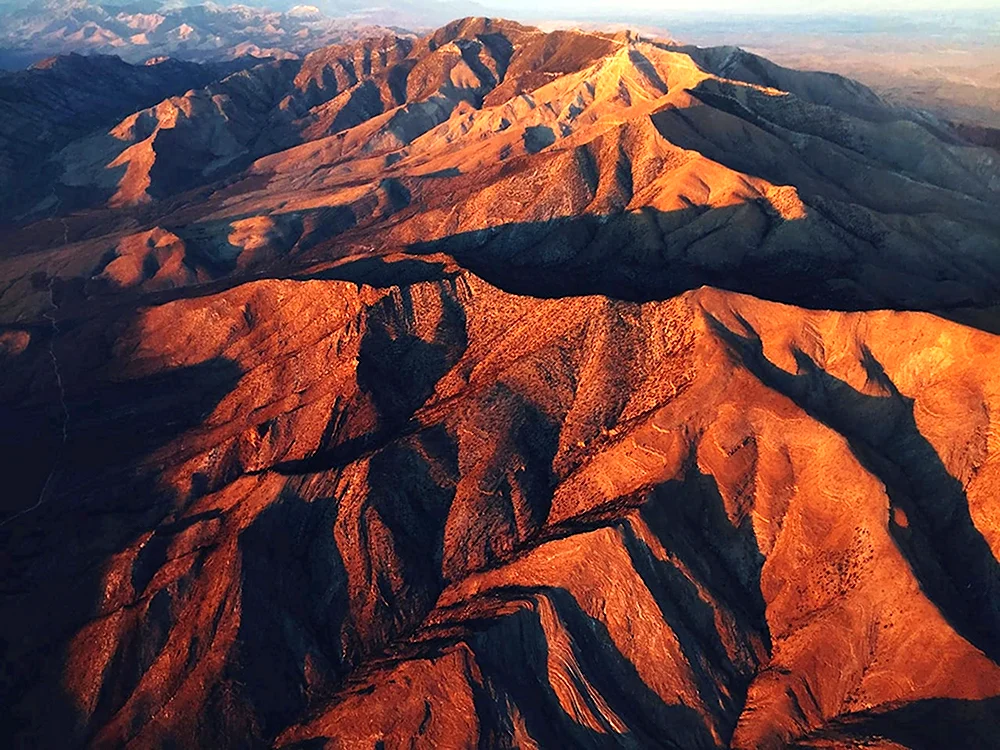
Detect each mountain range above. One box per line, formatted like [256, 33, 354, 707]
[0, 0, 416, 68]
[1, 16, 999, 750]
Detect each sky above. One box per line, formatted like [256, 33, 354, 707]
[0, 0, 997, 25]
[487, 0, 1000, 17]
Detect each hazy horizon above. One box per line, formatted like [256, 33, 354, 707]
[500, 1, 1000, 17]
[0, 0, 999, 16]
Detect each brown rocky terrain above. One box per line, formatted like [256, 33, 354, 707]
[1, 17, 999, 750]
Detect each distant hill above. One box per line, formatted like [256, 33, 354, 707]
[0, 0, 417, 67]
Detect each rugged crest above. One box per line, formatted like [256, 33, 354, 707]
[1, 17, 999, 750]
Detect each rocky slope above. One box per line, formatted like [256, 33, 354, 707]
[1, 17, 999, 750]
[0, 51, 264, 218]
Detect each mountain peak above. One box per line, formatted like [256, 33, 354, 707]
[1, 15, 999, 750]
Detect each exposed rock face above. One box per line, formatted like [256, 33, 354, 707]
[0, 17, 999, 750]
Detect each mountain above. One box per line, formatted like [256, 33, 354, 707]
[0, 0, 409, 69]
[0, 51, 269, 217]
[1, 16, 999, 750]
[655, 10, 1000, 131]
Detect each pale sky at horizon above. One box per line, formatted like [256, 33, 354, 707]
[482, 0, 999, 16]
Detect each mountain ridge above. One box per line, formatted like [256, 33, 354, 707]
[1, 16, 999, 750]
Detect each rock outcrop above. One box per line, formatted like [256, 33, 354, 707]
[1, 17, 999, 750]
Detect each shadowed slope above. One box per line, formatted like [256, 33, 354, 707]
[1, 17, 999, 750]
[4, 271, 1000, 748]
[708, 314, 1000, 665]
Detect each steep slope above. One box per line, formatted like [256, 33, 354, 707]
[0, 52, 263, 219]
[1, 17, 999, 750]
[7, 20, 992, 316]
[3, 273, 1000, 749]
[60, 58, 303, 207]
[48, 18, 540, 210]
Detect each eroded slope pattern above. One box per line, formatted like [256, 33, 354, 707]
[1, 17, 1000, 750]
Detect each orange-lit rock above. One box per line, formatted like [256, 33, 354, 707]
[1, 16, 999, 750]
